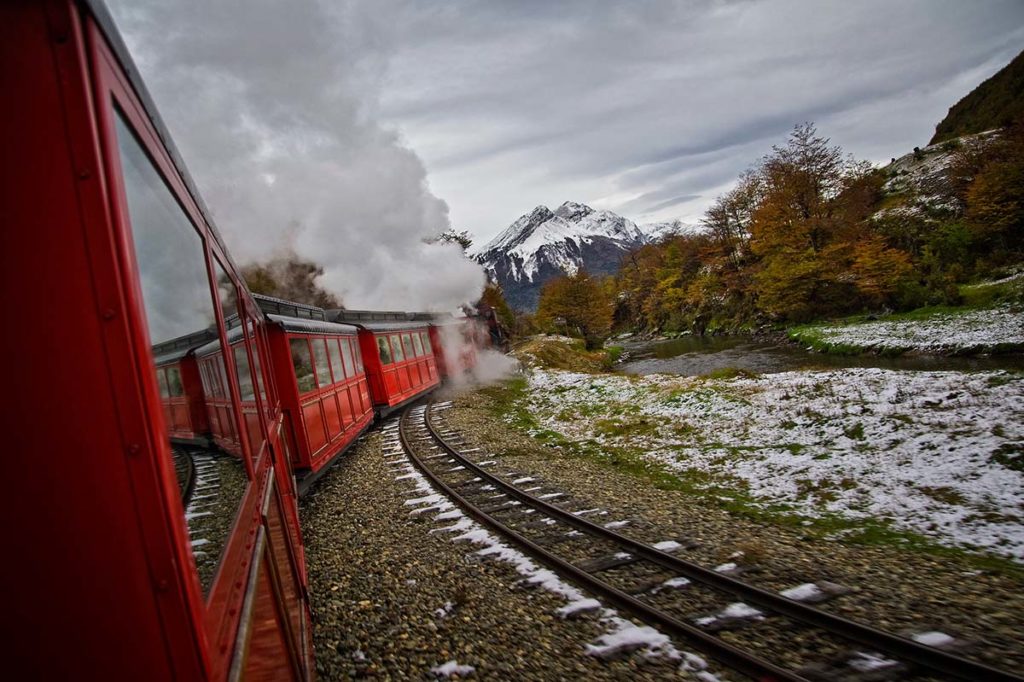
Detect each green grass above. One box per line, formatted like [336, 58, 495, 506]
[603, 345, 625, 368]
[699, 367, 759, 381]
[479, 375, 1024, 578]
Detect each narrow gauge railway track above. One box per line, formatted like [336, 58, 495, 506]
[398, 402, 1023, 682]
[172, 445, 198, 505]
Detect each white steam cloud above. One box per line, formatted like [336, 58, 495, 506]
[107, 0, 485, 311]
[437, 322, 519, 391]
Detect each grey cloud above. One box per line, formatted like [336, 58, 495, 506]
[109, 0, 1024, 254]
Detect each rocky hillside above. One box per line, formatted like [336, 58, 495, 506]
[931, 48, 1024, 144]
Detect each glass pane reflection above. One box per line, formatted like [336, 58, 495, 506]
[114, 111, 247, 597]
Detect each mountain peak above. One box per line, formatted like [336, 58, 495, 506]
[553, 200, 595, 221]
[476, 202, 653, 310]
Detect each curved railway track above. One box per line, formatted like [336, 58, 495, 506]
[398, 401, 1023, 682]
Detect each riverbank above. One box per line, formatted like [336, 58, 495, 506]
[788, 272, 1024, 356]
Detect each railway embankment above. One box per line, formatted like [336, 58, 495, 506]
[301, 424, 699, 680]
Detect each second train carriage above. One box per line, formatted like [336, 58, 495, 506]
[265, 313, 375, 488]
[331, 310, 441, 413]
[152, 328, 216, 443]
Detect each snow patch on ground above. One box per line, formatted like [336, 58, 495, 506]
[431, 660, 475, 678]
[780, 583, 823, 602]
[522, 368, 1024, 561]
[800, 306, 1024, 354]
[913, 631, 955, 647]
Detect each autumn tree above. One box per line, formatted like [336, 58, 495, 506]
[963, 119, 1024, 260]
[478, 281, 516, 333]
[750, 123, 909, 320]
[536, 270, 613, 349]
[241, 252, 341, 309]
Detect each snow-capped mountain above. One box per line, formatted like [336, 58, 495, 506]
[640, 219, 699, 241]
[476, 201, 651, 311]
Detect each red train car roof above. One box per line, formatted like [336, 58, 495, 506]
[267, 314, 360, 336]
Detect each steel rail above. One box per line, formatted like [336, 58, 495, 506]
[399, 405, 803, 682]
[421, 402, 1024, 682]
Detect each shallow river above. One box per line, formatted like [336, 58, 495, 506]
[616, 335, 1024, 377]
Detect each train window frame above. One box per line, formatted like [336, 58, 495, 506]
[111, 103, 257, 608]
[376, 336, 392, 365]
[246, 322, 268, 406]
[411, 332, 423, 357]
[289, 337, 316, 394]
[311, 337, 331, 388]
[339, 338, 355, 379]
[390, 334, 405, 363]
[421, 332, 433, 355]
[326, 337, 345, 382]
[401, 333, 415, 359]
[157, 368, 170, 398]
[353, 341, 364, 374]
[167, 366, 184, 397]
[96, 32, 290, 666]
[233, 343, 256, 402]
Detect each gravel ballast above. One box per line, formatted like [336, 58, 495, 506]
[301, 421, 717, 680]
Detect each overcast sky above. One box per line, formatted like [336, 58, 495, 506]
[108, 1, 1023, 304]
[377, 0, 1023, 244]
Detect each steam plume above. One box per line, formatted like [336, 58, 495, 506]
[107, 0, 485, 311]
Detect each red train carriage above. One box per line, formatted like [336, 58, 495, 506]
[2, 1, 313, 679]
[262, 310, 375, 491]
[333, 310, 440, 413]
[428, 314, 482, 380]
[153, 328, 217, 442]
[195, 321, 270, 461]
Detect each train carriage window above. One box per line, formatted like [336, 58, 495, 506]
[376, 336, 392, 365]
[233, 344, 255, 401]
[311, 338, 331, 388]
[340, 338, 354, 379]
[421, 332, 433, 354]
[114, 110, 247, 598]
[353, 341, 364, 374]
[402, 333, 415, 359]
[248, 324, 267, 405]
[327, 338, 345, 382]
[157, 369, 170, 398]
[167, 366, 184, 397]
[411, 332, 423, 357]
[290, 338, 316, 393]
[391, 334, 405, 362]
[216, 354, 230, 400]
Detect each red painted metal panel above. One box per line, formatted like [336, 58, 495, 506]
[0, 5, 193, 675]
[323, 392, 342, 438]
[0, 4, 313, 678]
[301, 401, 327, 454]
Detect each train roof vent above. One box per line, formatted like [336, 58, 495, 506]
[253, 294, 327, 321]
[328, 309, 414, 324]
